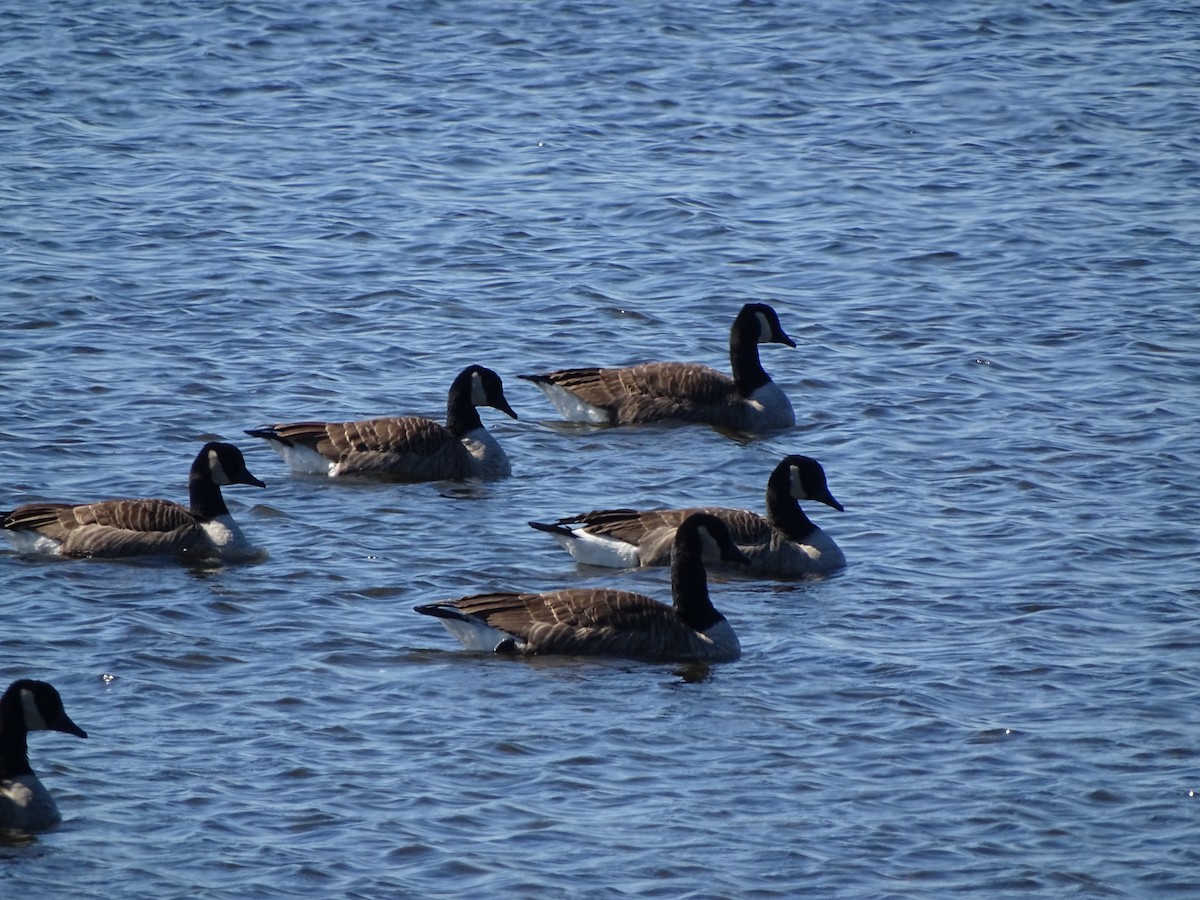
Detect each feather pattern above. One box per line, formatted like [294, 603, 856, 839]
[1, 442, 265, 560]
[519, 302, 796, 430]
[530, 455, 845, 577]
[416, 513, 748, 662]
[0, 680, 87, 834]
[246, 364, 517, 481]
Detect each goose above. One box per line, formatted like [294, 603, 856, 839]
[245, 365, 517, 482]
[529, 455, 845, 577]
[415, 513, 749, 662]
[518, 302, 796, 430]
[0, 680, 87, 833]
[1, 442, 265, 561]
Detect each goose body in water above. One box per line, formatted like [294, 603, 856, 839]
[1, 442, 265, 561]
[416, 513, 748, 662]
[246, 365, 517, 482]
[519, 303, 795, 431]
[0, 680, 87, 833]
[530, 455, 845, 577]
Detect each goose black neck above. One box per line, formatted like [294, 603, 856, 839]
[445, 372, 484, 437]
[765, 480, 818, 541]
[671, 528, 723, 632]
[0, 696, 32, 778]
[188, 453, 230, 520]
[729, 313, 771, 396]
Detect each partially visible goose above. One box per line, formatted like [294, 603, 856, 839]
[529, 455, 845, 577]
[518, 302, 796, 430]
[415, 513, 749, 662]
[0, 680, 87, 833]
[245, 365, 517, 482]
[1, 442, 265, 561]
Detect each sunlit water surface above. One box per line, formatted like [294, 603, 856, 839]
[3, 1, 1198, 897]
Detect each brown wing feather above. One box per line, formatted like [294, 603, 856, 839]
[5, 499, 196, 534]
[614, 363, 735, 404]
[3, 503, 78, 536]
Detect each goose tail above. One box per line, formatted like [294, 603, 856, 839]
[528, 520, 575, 538]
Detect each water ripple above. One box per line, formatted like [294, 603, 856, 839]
[3, 0, 1200, 897]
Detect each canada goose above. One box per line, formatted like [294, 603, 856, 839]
[1, 442, 265, 561]
[415, 513, 749, 662]
[518, 302, 796, 430]
[0, 680, 87, 833]
[529, 455, 845, 577]
[245, 365, 517, 482]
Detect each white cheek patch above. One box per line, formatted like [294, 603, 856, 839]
[208, 449, 232, 485]
[697, 525, 720, 558]
[20, 688, 48, 731]
[755, 310, 773, 342]
[470, 370, 488, 406]
[790, 466, 806, 499]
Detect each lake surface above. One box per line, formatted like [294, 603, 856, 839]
[3, 1, 1199, 896]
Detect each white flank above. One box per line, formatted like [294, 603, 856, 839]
[4, 531, 64, 557]
[534, 383, 611, 424]
[561, 530, 641, 568]
[437, 616, 522, 653]
[269, 442, 336, 476]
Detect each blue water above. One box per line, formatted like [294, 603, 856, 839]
[3, 1, 1199, 896]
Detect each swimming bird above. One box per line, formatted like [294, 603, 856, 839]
[529, 455, 845, 577]
[415, 513, 749, 662]
[0, 680, 87, 833]
[245, 365, 517, 482]
[518, 302, 796, 430]
[1, 442, 265, 561]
